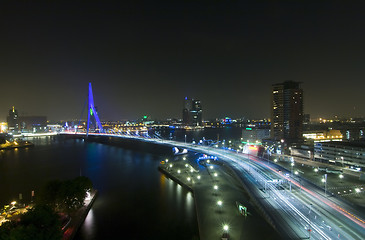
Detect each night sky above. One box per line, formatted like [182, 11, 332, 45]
[1, 1, 365, 121]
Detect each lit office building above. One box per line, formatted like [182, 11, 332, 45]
[6, 106, 19, 131]
[18, 116, 47, 132]
[182, 97, 203, 126]
[271, 81, 303, 143]
[6, 106, 47, 133]
[314, 141, 365, 170]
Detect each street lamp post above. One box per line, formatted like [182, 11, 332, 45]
[339, 174, 344, 183]
[322, 174, 327, 197]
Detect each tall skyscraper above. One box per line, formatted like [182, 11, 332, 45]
[7, 106, 19, 131]
[182, 97, 203, 126]
[191, 99, 202, 126]
[183, 97, 192, 125]
[271, 81, 303, 143]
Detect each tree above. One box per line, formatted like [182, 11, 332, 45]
[37, 176, 93, 214]
[0, 205, 62, 240]
[37, 180, 63, 211]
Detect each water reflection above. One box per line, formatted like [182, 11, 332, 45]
[176, 184, 182, 207]
[160, 174, 166, 196]
[81, 209, 95, 239]
[186, 191, 193, 219]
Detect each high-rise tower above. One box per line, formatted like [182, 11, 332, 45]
[271, 81, 303, 143]
[182, 97, 203, 126]
[191, 99, 202, 126]
[7, 106, 19, 131]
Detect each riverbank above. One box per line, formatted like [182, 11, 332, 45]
[63, 190, 98, 240]
[0, 141, 34, 150]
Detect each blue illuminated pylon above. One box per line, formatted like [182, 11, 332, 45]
[87, 83, 103, 136]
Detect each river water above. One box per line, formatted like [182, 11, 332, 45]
[0, 136, 198, 240]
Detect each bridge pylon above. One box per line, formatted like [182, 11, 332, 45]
[87, 82, 103, 136]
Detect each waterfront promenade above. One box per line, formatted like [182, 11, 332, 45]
[159, 155, 280, 240]
[63, 190, 98, 240]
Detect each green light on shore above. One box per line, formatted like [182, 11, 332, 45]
[90, 108, 93, 116]
[143, 115, 147, 119]
[246, 127, 252, 130]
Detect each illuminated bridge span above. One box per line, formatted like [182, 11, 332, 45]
[64, 83, 365, 240]
[86, 83, 103, 136]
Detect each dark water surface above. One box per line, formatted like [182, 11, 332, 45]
[0, 136, 198, 240]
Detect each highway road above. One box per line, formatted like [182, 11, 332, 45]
[194, 146, 365, 240]
[150, 137, 365, 240]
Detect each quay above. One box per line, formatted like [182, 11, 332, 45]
[63, 190, 98, 240]
[158, 156, 280, 240]
[0, 141, 34, 150]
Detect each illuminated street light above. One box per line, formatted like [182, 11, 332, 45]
[294, 171, 299, 175]
[177, 169, 181, 174]
[314, 168, 318, 172]
[214, 185, 218, 190]
[185, 164, 189, 168]
[355, 188, 361, 193]
[183, 157, 186, 160]
[207, 160, 210, 163]
[339, 174, 344, 179]
[187, 177, 191, 181]
[169, 164, 173, 168]
[210, 166, 214, 169]
[190, 169, 194, 173]
[214, 173, 218, 177]
[223, 224, 229, 231]
[274, 159, 278, 163]
[217, 200, 223, 206]
[197, 175, 201, 179]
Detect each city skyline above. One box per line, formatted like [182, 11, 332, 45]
[1, 1, 365, 121]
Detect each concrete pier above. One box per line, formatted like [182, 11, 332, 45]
[62, 190, 98, 240]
